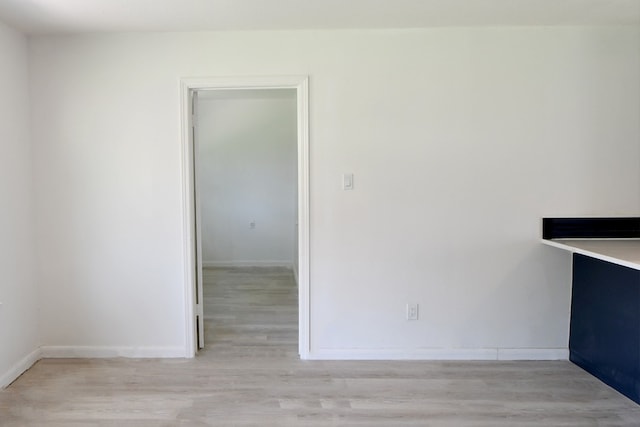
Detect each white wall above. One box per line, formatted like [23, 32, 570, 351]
[0, 20, 39, 386]
[197, 89, 297, 267]
[29, 27, 640, 358]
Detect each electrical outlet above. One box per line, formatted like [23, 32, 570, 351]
[407, 303, 419, 320]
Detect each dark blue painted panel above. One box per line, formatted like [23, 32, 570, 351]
[569, 253, 640, 403]
[543, 217, 640, 240]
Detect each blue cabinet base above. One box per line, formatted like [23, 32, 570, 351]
[569, 253, 640, 404]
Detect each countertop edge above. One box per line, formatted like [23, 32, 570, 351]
[541, 239, 640, 271]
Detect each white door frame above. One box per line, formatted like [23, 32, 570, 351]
[179, 75, 310, 359]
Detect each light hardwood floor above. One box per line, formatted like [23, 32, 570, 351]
[2, 267, 640, 426]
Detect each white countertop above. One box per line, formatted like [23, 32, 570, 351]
[542, 239, 640, 271]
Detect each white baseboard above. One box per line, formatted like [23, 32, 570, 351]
[2, 345, 568, 389]
[0, 348, 42, 389]
[1, 345, 186, 388]
[307, 348, 569, 361]
[497, 348, 569, 360]
[203, 261, 293, 268]
[40, 346, 186, 359]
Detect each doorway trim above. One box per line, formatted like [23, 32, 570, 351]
[179, 75, 310, 359]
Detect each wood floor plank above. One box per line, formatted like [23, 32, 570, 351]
[2, 266, 640, 426]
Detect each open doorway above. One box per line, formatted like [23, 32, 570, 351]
[180, 76, 310, 359]
[196, 88, 297, 353]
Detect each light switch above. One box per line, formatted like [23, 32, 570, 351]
[343, 173, 354, 190]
